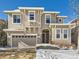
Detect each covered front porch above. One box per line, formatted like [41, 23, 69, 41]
[49, 23, 74, 48]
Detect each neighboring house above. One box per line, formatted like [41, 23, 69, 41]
[71, 18, 79, 48]
[3, 7, 74, 48]
[0, 19, 7, 47]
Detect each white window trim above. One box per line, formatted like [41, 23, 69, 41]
[55, 28, 61, 39]
[45, 14, 51, 24]
[12, 14, 21, 24]
[28, 11, 36, 22]
[63, 28, 68, 39]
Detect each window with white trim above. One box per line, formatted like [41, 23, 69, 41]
[13, 15, 21, 23]
[56, 29, 61, 39]
[45, 14, 51, 24]
[63, 29, 68, 38]
[28, 11, 35, 21]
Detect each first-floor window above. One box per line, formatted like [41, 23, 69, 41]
[13, 15, 21, 23]
[63, 29, 68, 38]
[56, 29, 61, 39]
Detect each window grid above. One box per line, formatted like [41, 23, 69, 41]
[63, 29, 68, 39]
[28, 11, 35, 21]
[56, 29, 61, 39]
[13, 15, 21, 23]
[45, 14, 51, 24]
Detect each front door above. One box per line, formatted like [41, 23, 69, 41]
[42, 29, 49, 43]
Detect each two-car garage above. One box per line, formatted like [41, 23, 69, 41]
[11, 34, 37, 47]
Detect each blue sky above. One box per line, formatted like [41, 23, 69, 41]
[0, 0, 77, 23]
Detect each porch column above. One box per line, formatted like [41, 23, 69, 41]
[51, 26, 55, 41]
[7, 33, 12, 48]
[54, 25, 56, 40]
[69, 26, 71, 44]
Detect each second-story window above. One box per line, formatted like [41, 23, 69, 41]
[45, 14, 51, 24]
[13, 15, 21, 24]
[28, 11, 35, 21]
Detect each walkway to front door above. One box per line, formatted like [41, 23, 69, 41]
[42, 29, 49, 43]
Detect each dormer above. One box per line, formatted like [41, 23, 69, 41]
[56, 16, 67, 23]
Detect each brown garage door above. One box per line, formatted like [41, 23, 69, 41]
[12, 34, 37, 47]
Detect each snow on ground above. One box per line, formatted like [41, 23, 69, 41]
[36, 49, 79, 59]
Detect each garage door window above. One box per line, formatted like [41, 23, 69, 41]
[19, 36, 21, 38]
[16, 36, 18, 38]
[34, 36, 36, 38]
[25, 36, 27, 38]
[12, 35, 36, 38]
[28, 36, 30, 38]
[12, 36, 15, 38]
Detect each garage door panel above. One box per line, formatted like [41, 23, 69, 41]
[12, 38, 18, 47]
[21, 38, 36, 46]
[12, 35, 36, 47]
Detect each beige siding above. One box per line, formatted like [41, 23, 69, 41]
[51, 14, 57, 23]
[41, 14, 49, 29]
[8, 10, 43, 32]
[41, 13, 57, 30]
[8, 13, 24, 30]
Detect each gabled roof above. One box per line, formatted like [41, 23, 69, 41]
[18, 7, 44, 10]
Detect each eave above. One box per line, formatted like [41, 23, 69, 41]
[57, 16, 68, 18]
[43, 11, 60, 14]
[18, 7, 44, 10]
[49, 23, 75, 28]
[3, 9, 20, 14]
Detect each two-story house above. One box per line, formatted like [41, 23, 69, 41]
[3, 7, 74, 48]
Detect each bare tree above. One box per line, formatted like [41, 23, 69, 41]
[69, 0, 79, 52]
[69, 0, 79, 16]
